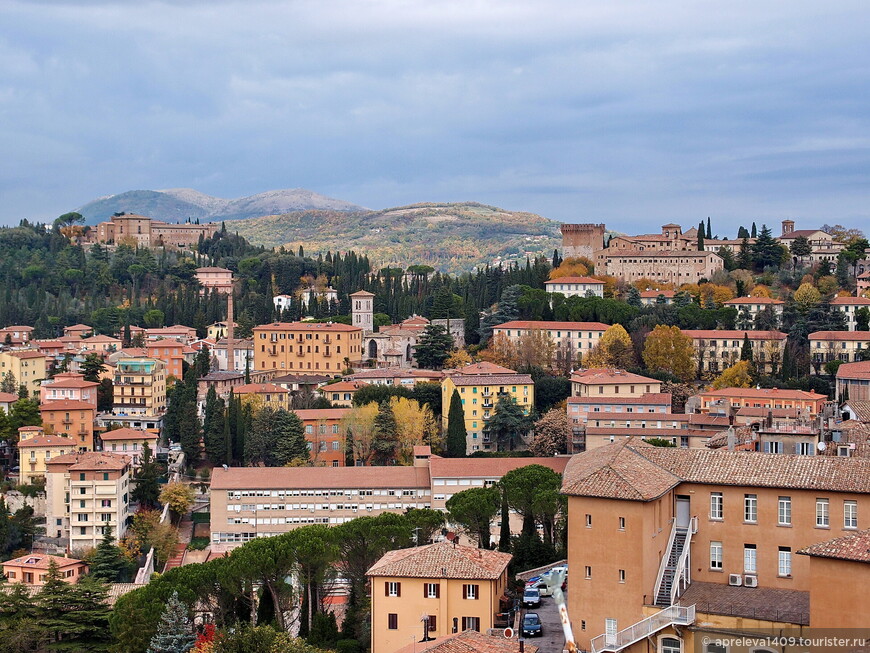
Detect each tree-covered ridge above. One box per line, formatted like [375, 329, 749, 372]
[231, 202, 562, 274]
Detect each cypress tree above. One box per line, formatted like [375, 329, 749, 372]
[740, 334, 754, 361]
[445, 389, 467, 458]
[706, 216, 712, 239]
[89, 524, 129, 582]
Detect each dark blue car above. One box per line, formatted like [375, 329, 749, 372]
[522, 612, 543, 637]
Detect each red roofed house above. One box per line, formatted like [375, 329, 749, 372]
[63, 324, 93, 339]
[544, 276, 605, 298]
[195, 266, 234, 295]
[40, 399, 96, 451]
[830, 295, 870, 331]
[320, 380, 367, 407]
[809, 330, 870, 373]
[698, 387, 827, 417]
[17, 426, 78, 484]
[145, 339, 185, 379]
[293, 408, 350, 467]
[723, 296, 785, 325]
[570, 368, 662, 397]
[0, 325, 34, 345]
[2, 553, 88, 586]
[639, 289, 676, 305]
[79, 334, 122, 354]
[40, 372, 99, 408]
[99, 427, 158, 466]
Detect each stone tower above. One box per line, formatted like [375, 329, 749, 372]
[350, 290, 374, 334]
[560, 224, 606, 260]
[782, 219, 795, 237]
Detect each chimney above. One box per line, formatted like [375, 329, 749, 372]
[726, 427, 736, 451]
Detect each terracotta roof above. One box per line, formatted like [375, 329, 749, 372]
[678, 581, 808, 625]
[735, 406, 801, 419]
[233, 383, 289, 394]
[571, 369, 661, 385]
[367, 542, 511, 580]
[0, 391, 18, 403]
[836, 361, 870, 380]
[798, 529, 870, 563]
[457, 362, 516, 375]
[253, 321, 361, 333]
[44, 377, 98, 389]
[200, 371, 245, 381]
[40, 400, 96, 411]
[349, 290, 375, 296]
[603, 250, 719, 258]
[563, 439, 870, 499]
[809, 331, 870, 341]
[568, 393, 672, 406]
[705, 426, 757, 449]
[545, 276, 604, 285]
[429, 456, 568, 479]
[292, 408, 350, 421]
[17, 434, 78, 448]
[681, 330, 787, 340]
[494, 320, 610, 332]
[270, 373, 331, 384]
[688, 414, 731, 426]
[100, 427, 157, 441]
[81, 335, 122, 343]
[724, 297, 784, 305]
[323, 381, 367, 392]
[391, 629, 537, 653]
[639, 290, 676, 298]
[586, 412, 689, 422]
[701, 387, 826, 401]
[3, 350, 44, 359]
[48, 451, 129, 471]
[350, 367, 417, 379]
[450, 374, 533, 386]
[210, 465, 430, 490]
[844, 400, 870, 423]
[831, 296, 870, 305]
[195, 266, 232, 273]
[779, 229, 831, 238]
[2, 553, 85, 570]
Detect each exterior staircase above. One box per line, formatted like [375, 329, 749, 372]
[655, 527, 689, 606]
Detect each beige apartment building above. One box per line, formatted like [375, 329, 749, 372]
[0, 350, 47, 397]
[492, 320, 610, 368]
[562, 440, 870, 653]
[597, 250, 723, 284]
[809, 330, 870, 371]
[17, 426, 78, 484]
[682, 329, 787, 375]
[253, 321, 363, 375]
[723, 296, 785, 326]
[44, 451, 131, 549]
[830, 295, 870, 330]
[368, 542, 511, 653]
[570, 368, 662, 397]
[112, 356, 167, 418]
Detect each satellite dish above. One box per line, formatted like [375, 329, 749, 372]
[818, 441, 827, 451]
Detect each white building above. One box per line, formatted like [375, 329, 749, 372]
[831, 296, 870, 331]
[544, 276, 605, 298]
[350, 290, 374, 334]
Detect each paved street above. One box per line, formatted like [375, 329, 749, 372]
[519, 594, 566, 653]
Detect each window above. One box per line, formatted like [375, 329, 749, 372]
[816, 499, 830, 527]
[778, 547, 792, 577]
[710, 492, 723, 520]
[661, 637, 682, 653]
[461, 616, 480, 632]
[844, 501, 858, 529]
[605, 619, 617, 638]
[778, 496, 791, 525]
[385, 581, 401, 597]
[424, 582, 440, 598]
[618, 517, 625, 530]
[618, 569, 625, 583]
[744, 544, 757, 573]
[428, 615, 437, 632]
[387, 613, 398, 630]
[463, 584, 478, 600]
[584, 565, 592, 579]
[744, 494, 757, 523]
[585, 514, 592, 527]
[710, 541, 723, 570]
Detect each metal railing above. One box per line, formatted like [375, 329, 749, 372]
[652, 518, 676, 603]
[590, 604, 696, 653]
[670, 516, 697, 605]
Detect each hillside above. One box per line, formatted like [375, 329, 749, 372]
[76, 188, 365, 223]
[232, 202, 561, 274]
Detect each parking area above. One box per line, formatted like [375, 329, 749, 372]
[519, 593, 566, 653]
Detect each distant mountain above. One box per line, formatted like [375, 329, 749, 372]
[232, 202, 561, 274]
[76, 188, 365, 223]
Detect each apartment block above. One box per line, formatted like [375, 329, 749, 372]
[809, 330, 870, 371]
[562, 440, 870, 652]
[112, 356, 167, 418]
[698, 387, 827, 417]
[830, 296, 870, 330]
[17, 426, 78, 484]
[45, 451, 131, 549]
[253, 322, 363, 374]
[682, 329, 787, 375]
[0, 350, 47, 397]
[492, 320, 609, 368]
[544, 276, 605, 298]
[98, 427, 158, 466]
[40, 373, 98, 408]
[571, 368, 662, 398]
[40, 399, 96, 451]
[367, 542, 511, 653]
[145, 339, 185, 379]
[294, 408, 349, 467]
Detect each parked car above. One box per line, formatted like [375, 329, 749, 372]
[521, 612, 543, 637]
[525, 579, 556, 596]
[525, 575, 542, 586]
[522, 587, 541, 608]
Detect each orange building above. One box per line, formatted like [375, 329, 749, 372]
[40, 399, 96, 450]
[320, 380, 367, 407]
[195, 266, 234, 294]
[2, 554, 87, 586]
[294, 408, 349, 467]
[561, 440, 870, 652]
[253, 322, 363, 375]
[145, 339, 185, 380]
[698, 387, 827, 416]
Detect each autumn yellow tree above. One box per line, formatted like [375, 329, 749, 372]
[391, 397, 438, 463]
[699, 283, 734, 307]
[514, 330, 556, 370]
[750, 284, 772, 298]
[632, 278, 674, 292]
[443, 349, 472, 369]
[711, 360, 753, 389]
[817, 275, 838, 296]
[585, 324, 635, 369]
[642, 325, 695, 381]
[549, 257, 591, 279]
[341, 402, 379, 465]
[794, 282, 821, 311]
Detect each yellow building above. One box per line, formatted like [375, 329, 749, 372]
[232, 382, 290, 410]
[112, 356, 167, 418]
[253, 321, 363, 375]
[367, 542, 511, 653]
[16, 426, 78, 484]
[0, 350, 47, 397]
[570, 368, 661, 397]
[206, 321, 238, 340]
[441, 365, 533, 454]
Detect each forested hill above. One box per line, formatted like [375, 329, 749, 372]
[231, 202, 562, 274]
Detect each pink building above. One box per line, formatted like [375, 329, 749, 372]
[195, 267, 234, 295]
[40, 373, 99, 408]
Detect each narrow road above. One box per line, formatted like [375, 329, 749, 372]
[519, 593, 566, 653]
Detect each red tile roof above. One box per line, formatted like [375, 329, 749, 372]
[292, 409, 351, 421]
[39, 400, 96, 411]
[100, 427, 158, 441]
[724, 297, 784, 305]
[2, 553, 85, 570]
[17, 434, 77, 448]
[44, 377, 99, 389]
[701, 387, 826, 401]
[392, 630, 537, 653]
[429, 456, 569, 479]
[0, 392, 18, 403]
[253, 321, 361, 332]
[837, 361, 870, 380]
[545, 276, 604, 285]
[798, 529, 870, 563]
[367, 542, 511, 580]
[48, 451, 128, 471]
[323, 381, 367, 392]
[639, 290, 676, 298]
[494, 320, 610, 331]
[233, 383, 289, 394]
[682, 330, 787, 340]
[568, 393, 672, 406]
[571, 369, 661, 385]
[809, 331, 870, 341]
[210, 465, 430, 491]
[831, 296, 870, 305]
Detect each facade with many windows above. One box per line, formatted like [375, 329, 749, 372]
[492, 320, 609, 369]
[682, 329, 787, 376]
[809, 330, 870, 372]
[253, 322, 363, 374]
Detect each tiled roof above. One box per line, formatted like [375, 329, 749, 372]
[100, 427, 157, 441]
[323, 381, 367, 392]
[568, 393, 672, 406]
[2, 553, 85, 570]
[450, 374, 533, 386]
[367, 542, 511, 580]
[40, 400, 96, 411]
[292, 408, 350, 421]
[270, 373, 331, 384]
[586, 412, 689, 422]
[809, 331, 870, 341]
[736, 406, 801, 419]
[831, 296, 870, 305]
[349, 290, 375, 296]
[603, 250, 719, 258]
[705, 426, 757, 449]
[701, 387, 826, 401]
[48, 451, 129, 471]
[195, 266, 232, 273]
[210, 465, 430, 490]
[844, 400, 870, 423]
[798, 529, 870, 563]
[494, 320, 610, 331]
[392, 630, 538, 653]
[200, 371, 245, 381]
[836, 361, 870, 379]
[457, 362, 516, 375]
[639, 290, 676, 298]
[17, 434, 77, 448]
[44, 377, 98, 388]
[253, 321, 361, 333]
[4, 350, 44, 359]
[562, 439, 870, 499]
[678, 581, 808, 625]
[0, 391, 18, 403]
[82, 335, 122, 343]
[779, 229, 830, 238]
[545, 276, 604, 285]
[233, 383, 289, 394]
[571, 369, 661, 385]
[681, 330, 787, 340]
[429, 456, 569, 479]
[724, 297, 784, 305]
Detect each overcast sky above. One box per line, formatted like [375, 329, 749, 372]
[1, 0, 868, 234]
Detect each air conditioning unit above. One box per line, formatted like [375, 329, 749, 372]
[744, 575, 758, 588]
[728, 574, 743, 586]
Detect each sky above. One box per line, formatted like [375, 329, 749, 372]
[1, 0, 868, 235]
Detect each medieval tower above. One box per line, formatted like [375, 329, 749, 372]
[560, 223, 606, 260]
